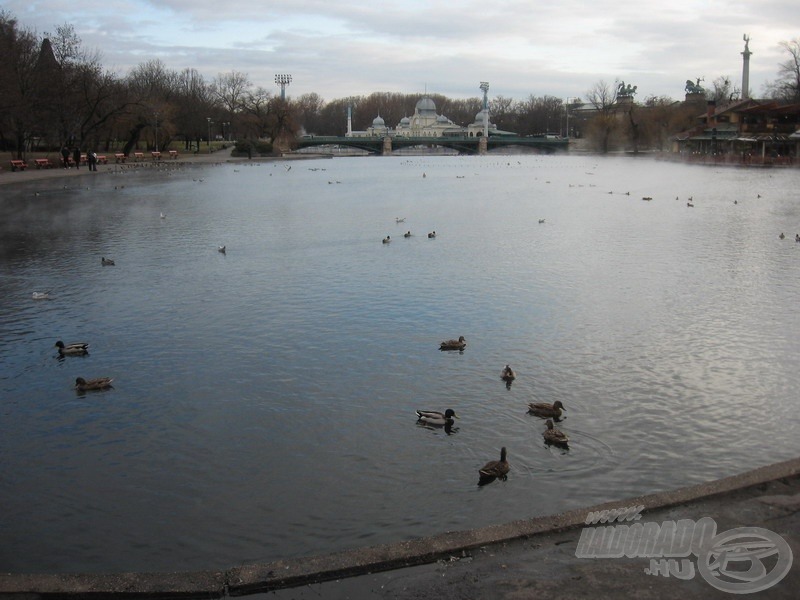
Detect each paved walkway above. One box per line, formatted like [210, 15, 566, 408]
[0, 147, 240, 188]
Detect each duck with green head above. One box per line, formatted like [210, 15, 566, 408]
[55, 341, 89, 356]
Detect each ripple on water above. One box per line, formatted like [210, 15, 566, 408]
[1, 156, 799, 571]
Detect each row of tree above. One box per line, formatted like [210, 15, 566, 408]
[2, 10, 798, 158]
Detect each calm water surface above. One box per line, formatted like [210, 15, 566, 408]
[1, 154, 799, 573]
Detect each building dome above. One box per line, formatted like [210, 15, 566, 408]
[400, 116, 410, 125]
[372, 115, 386, 128]
[436, 114, 450, 124]
[474, 110, 487, 123]
[416, 97, 437, 115]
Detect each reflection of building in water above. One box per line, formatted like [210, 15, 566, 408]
[347, 96, 513, 138]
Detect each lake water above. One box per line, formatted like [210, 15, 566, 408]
[1, 154, 799, 574]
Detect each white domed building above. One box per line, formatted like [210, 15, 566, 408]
[347, 96, 512, 139]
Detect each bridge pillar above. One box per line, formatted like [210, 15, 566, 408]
[478, 136, 488, 155]
[382, 136, 392, 155]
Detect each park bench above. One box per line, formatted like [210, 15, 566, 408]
[115, 153, 126, 163]
[10, 159, 27, 171]
[134, 152, 144, 161]
[169, 150, 178, 159]
[35, 158, 54, 169]
[151, 151, 161, 160]
[96, 155, 108, 164]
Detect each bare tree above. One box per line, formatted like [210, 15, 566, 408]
[0, 12, 41, 157]
[764, 38, 800, 101]
[213, 71, 251, 114]
[706, 75, 739, 104]
[585, 80, 620, 153]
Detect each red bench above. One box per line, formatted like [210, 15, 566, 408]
[151, 151, 161, 160]
[96, 155, 108, 164]
[35, 158, 54, 169]
[10, 159, 27, 171]
[169, 150, 179, 159]
[134, 152, 144, 161]
[115, 153, 126, 163]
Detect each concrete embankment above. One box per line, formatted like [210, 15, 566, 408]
[1, 457, 798, 599]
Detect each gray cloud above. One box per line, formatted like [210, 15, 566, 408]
[5, 0, 796, 102]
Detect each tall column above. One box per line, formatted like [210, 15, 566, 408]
[741, 35, 752, 100]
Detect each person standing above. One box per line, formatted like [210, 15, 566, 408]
[61, 146, 70, 169]
[72, 147, 81, 170]
[88, 150, 98, 171]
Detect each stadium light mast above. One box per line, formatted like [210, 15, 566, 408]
[275, 74, 293, 100]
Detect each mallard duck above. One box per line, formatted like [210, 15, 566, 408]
[218, 245, 226, 253]
[478, 447, 510, 485]
[779, 233, 785, 239]
[428, 231, 436, 238]
[101, 257, 115, 265]
[527, 400, 565, 419]
[382, 236, 391, 244]
[415, 409, 458, 426]
[74, 376, 113, 391]
[501, 365, 516, 381]
[55, 340, 89, 355]
[404, 231, 412, 238]
[543, 419, 569, 448]
[440, 336, 466, 351]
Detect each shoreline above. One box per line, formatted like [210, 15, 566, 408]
[1, 456, 797, 598]
[0, 148, 332, 188]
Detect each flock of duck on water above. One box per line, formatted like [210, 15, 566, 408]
[382, 218, 436, 244]
[419, 335, 569, 487]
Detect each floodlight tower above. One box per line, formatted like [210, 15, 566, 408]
[479, 82, 490, 138]
[275, 74, 292, 100]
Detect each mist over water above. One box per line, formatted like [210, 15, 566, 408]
[1, 154, 799, 573]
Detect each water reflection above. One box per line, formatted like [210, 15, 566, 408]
[1, 155, 799, 572]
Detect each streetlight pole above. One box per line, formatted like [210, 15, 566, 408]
[207, 117, 212, 150]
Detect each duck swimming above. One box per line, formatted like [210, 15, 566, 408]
[478, 447, 510, 485]
[527, 400, 565, 419]
[440, 336, 466, 351]
[501, 365, 516, 382]
[101, 257, 115, 266]
[415, 409, 458, 427]
[543, 419, 569, 448]
[55, 341, 89, 355]
[382, 236, 391, 244]
[74, 377, 113, 391]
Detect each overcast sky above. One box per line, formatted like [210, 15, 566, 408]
[5, 0, 797, 103]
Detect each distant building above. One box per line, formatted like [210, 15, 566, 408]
[347, 96, 515, 138]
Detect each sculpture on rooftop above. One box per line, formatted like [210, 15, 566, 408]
[685, 78, 705, 94]
[617, 81, 637, 97]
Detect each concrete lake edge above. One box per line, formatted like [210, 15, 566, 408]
[1, 456, 798, 598]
